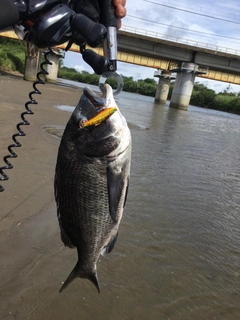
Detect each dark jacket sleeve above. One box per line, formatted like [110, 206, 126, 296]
[73, 0, 100, 22]
[0, 0, 19, 31]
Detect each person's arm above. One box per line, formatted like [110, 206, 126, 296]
[0, 0, 19, 31]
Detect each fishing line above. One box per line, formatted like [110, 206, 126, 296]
[210, 135, 239, 162]
[0, 48, 54, 192]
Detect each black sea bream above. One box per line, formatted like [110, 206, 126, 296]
[55, 84, 131, 293]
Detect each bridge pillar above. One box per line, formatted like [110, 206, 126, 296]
[169, 62, 207, 110]
[45, 49, 65, 84]
[154, 70, 175, 104]
[24, 44, 41, 82]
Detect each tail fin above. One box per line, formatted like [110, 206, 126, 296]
[59, 262, 100, 293]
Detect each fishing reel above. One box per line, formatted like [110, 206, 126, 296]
[14, 0, 110, 75]
[14, 0, 122, 82]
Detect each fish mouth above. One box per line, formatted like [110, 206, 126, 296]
[83, 86, 106, 113]
[81, 85, 117, 128]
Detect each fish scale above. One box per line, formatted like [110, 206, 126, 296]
[58, 161, 111, 246]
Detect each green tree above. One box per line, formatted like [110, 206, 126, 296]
[190, 82, 215, 108]
[144, 78, 157, 85]
[0, 37, 25, 73]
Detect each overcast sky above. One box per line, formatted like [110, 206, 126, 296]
[64, 0, 240, 93]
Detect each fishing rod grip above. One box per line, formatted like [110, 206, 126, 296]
[99, 0, 118, 71]
[82, 49, 108, 75]
[99, 0, 118, 28]
[71, 13, 106, 47]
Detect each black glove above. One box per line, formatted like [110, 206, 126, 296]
[72, 0, 100, 22]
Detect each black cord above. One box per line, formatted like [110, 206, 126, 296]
[0, 48, 54, 192]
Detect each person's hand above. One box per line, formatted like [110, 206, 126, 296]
[113, 0, 127, 29]
[73, 0, 127, 29]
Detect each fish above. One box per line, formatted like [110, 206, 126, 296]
[54, 84, 131, 293]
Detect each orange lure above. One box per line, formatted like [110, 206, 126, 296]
[81, 107, 117, 128]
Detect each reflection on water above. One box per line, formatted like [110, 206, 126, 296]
[55, 105, 75, 113]
[10, 82, 240, 320]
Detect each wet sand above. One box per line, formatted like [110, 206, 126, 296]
[0, 74, 83, 319]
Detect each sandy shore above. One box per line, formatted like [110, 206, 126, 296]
[0, 74, 84, 318]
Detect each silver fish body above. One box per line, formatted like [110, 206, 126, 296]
[55, 84, 131, 293]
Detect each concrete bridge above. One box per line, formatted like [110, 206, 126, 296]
[1, 26, 240, 109]
[112, 26, 240, 109]
[118, 26, 240, 83]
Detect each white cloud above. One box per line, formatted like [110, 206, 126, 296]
[64, 51, 94, 73]
[74, 65, 84, 72]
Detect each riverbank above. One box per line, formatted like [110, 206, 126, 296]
[0, 74, 83, 319]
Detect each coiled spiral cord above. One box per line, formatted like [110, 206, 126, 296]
[0, 48, 54, 192]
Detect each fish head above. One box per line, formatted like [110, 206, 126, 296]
[66, 84, 130, 157]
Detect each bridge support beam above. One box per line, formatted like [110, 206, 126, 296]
[154, 70, 174, 104]
[169, 62, 206, 110]
[45, 49, 65, 84]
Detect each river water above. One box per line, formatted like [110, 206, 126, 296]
[2, 78, 240, 320]
[53, 81, 240, 319]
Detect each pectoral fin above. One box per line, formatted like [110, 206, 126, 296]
[107, 166, 125, 222]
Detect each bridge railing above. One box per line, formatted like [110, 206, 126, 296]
[121, 25, 240, 57]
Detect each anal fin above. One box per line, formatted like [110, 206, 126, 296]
[101, 232, 119, 256]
